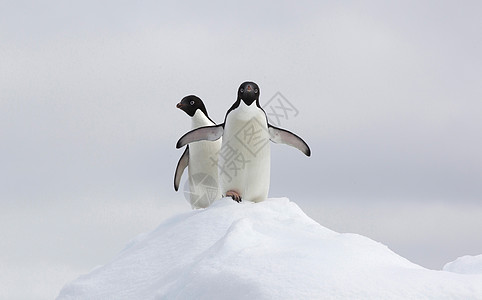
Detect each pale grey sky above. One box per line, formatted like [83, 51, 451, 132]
[1, 1, 481, 299]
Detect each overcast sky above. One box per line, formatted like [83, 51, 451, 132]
[1, 1, 481, 299]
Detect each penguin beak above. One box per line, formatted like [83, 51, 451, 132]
[246, 85, 252, 92]
[176, 102, 183, 109]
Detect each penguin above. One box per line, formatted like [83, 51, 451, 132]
[174, 95, 222, 209]
[176, 82, 310, 203]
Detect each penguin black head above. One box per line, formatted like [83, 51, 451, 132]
[176, 95, 209, 117]
[237, 81, 260, 106]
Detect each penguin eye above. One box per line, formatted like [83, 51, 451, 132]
[240, 88, 244, 93]
[190, 100, 195, 105]
[254, 89, 258, 93]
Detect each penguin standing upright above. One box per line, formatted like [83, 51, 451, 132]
[174, 95, 222, 208]
[176, 82, 310, 203]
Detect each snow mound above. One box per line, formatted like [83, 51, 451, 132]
[443, 255, 482, 275]
[57, 198, 482, 299]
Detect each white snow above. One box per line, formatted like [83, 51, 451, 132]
[444, 255, 482, 275]
[57, 198, 482, 299]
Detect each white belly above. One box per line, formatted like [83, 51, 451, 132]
[188, 139, 222, 208]
[219, 102, 270, 202]
[187, 110, 222, 208]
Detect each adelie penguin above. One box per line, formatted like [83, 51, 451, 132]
[174, 95, 222, 209]
[177, 82, 310, 203]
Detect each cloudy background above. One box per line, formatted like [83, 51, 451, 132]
[1, 1, 481, 299]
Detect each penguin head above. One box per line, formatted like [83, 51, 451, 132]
[237, 81, 260, 106]
[176, 95, 209, 117]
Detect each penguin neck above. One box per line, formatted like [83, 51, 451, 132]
[191, 109, 215, 129]
[239, 99, 261, 113]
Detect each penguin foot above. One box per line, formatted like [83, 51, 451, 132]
[226, 190, 242, 203]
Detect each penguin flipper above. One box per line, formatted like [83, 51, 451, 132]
[268, 124, 311, 156]
[174, 146, 189, 191]
[176, 124, 224, 148]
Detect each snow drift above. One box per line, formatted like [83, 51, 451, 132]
[444, 254, 482, 275]
[57, 198, 482, 299]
